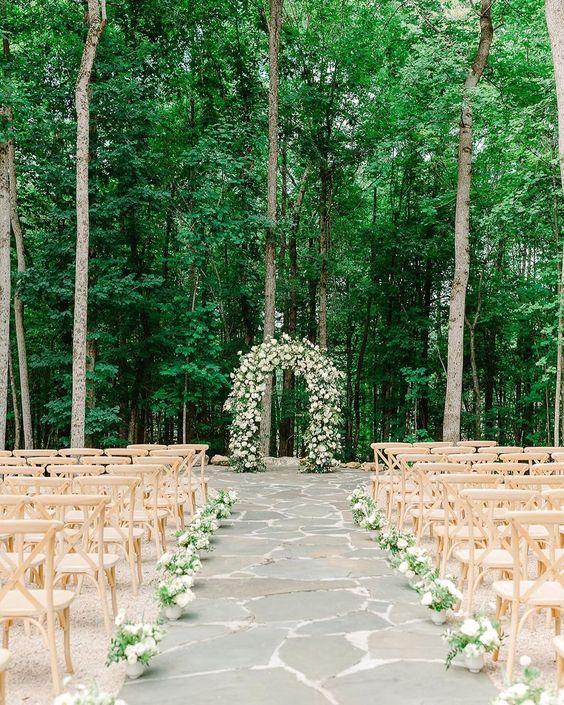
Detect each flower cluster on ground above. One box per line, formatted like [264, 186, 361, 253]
[444, 614, 502, 668]
[224, 335, 344, 473]
[107, 488, 239, 674]
[106, 612, 166, 667]
[491, 658, 564, 705]
[53, 685, 128, 705]
[348, 483, 502, 671]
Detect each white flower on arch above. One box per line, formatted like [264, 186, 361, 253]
[224, 334, 344, 473]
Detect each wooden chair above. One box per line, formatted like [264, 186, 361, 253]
[33, 495, 118, 635]
[479, 461, 531, 476]
[46, 464, 104, 484]
[435, 473, 501, 575]
[127, 444, 167, 451]
[458, 440, 498, 448]
[136, 455, 186, 528]
[81, 455, 130, 466]
[74, 475, 142, 592]
[2, 477, 70, 496]
[58, 448, 103, 458]
[505, 474, 564, 496]
[394, 453, 446, 528]
[525, 446, 562, 457]
[27, 457, 77, 468]
[499, 452, 550, 466]
[479, 446, 523, 456]
[447, 453, 497, 464]
[0, 458, 27, 467]
[528, 462, 564, 476]
[457, 488, 537, 610]
[107, 465, 166, 555]
[0, 466, 43, 478]
[0, 453, 10, 459]
[12, 450, 57, 458]
[0, 519, 74, 694]
[0, 648, 10, 705]
[493, 510, 564, 679]
[104, 448, 147, 458]
[167, 444, 209, 501]
[431, 446, 474, 455]
[412, 441, 452, 449]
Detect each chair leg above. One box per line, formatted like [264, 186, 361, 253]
[135, 539, 143, 584]
[107, 567, 118, 616]
[61, 608, 74, 674]
[46, 610, 61, 694]
[557, 654, 564, 689]
[2, 622, 8, 650]
[97, 571, 112, 637]
[0, 668, 5, 705]
[506, 602, 521, 681]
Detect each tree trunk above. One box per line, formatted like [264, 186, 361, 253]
[0, 126, 10, 450]
[318, 161, 330, 350]
[442, 0, 493, 442]
[260, 0, 282, 455]
[546, 0, 564, 444]
[8, 349, 20, 449]
[70, 0, 106, 447]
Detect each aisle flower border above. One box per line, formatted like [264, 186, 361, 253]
[224, 334, 344, 473]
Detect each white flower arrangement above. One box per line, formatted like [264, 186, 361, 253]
[377, 526, 416, 555]
[420, 577, 462, 612]
[176, 528, 212, 552]
[443, 614, 502, 668]
[157, 575, 195, 608]
[492, 658, 564, 705]
[224, 335, 344, 473]
[54, 686, 127, 705]
[106, 611, 166, 667]
[157, 546, 202, 576]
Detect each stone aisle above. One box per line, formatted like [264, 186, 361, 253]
[121, 467, 497, 705]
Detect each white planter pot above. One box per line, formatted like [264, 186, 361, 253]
[430, 610, 447, 625]
[126, 661, 146, 680]
[465, 653, 485, 673]
[164, 605, 182, 621]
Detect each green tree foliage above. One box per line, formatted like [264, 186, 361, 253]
[0, 0, 562, 455]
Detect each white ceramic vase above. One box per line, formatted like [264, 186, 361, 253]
[165, 604, 182, 621]
[126, 661, 146, 679]
[430, 610, 447, 625]
[465, 652, 485, 673]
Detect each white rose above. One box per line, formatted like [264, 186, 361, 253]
[421, 592, 433, 606]
[397, 538, 408, 549]
[460, 619, 480, 637]
[479, 629, 498, 646]
[397, 561, 408, 574]
[520, 655, 532, 667]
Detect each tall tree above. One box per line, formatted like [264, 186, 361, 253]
[0, 114, 9, 450]
[259, 0, 282, 455]
[442, 0, 493, 442]
[70, 0, 106, 447]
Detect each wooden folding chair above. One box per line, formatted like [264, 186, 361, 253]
[525, 446, 562, 458]
[134, 454, 186, 529]
[32, 495, 118, 636]
[447, 453, 497, 464]
[528, 462, 564, 476]
[0, 519, 74, 694]
[436, 473, 501, 575]
[0, 466, 43, 479]
[167, 444, 209, 501]
[104, 448, 147, 458]
[0, 459, 26, 467]
[81, 455, 130, 466]
[74, 476, 142, 592]
[499, 452, 550, 466]
[0, 454, 10, 459]
[394, 453, 446, 528]
[457, 488, 537, 611]
[27, 457, 77, 468]
[413, 441, 452, 449]
[57, 448, 103, 459]
[554, 635, 564, 688]
[107, 465, 166, 555]
[46, 465, 104, 490]
[2, 477, 70, 496]
[12, 450, 57, 458]
[370, 443, 410, 500]
[432, 446, 474, 455]
[128, 444, 167, 451]
[458, 440, 498, 448]
[493, 510, 564, 679]
[479, 462, 530, 476]
[479, 446, 523, 456]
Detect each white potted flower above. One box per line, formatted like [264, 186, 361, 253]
[443, 614, 502, 672]
[420, 577, 462, 625]
[157, 575, 195, 620]
[492, 656, 564, 704]
[176, 528, 212, 552]
[53, 684, 128, 705]
[106, 610, 166, 679]
[157, 546, 202, 576]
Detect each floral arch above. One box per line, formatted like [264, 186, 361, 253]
[224, 335, 344, 473]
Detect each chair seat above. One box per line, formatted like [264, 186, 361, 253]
[434, 525, 471, 539]
[57, 552, 119, 573]
[2, 552, 45, 570]
[0, 648, 10, 671]
[493, 579, 564, 606]
[0, 589, 74, 617]
[454, 547, 513, 568]
[156, 497, 184, 508]
[102, 527, 144, 541]
[411, 508, 444, 520]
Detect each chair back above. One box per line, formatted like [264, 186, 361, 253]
[499, 452, 550, 465]
[479, 446, 522, 455]
[128, 444, 167, 451]
[58, 448, 103, 458]
[46, 464, 104, 479]
[458, 440, 498, 448]
[432, 446, 473, 454]
[447, 453, 496, 464]
[0, 466, 43, 477]
[0, 458, 26, 466]
[104, 448, 147, 458]
[12, 449, 57, 458]
[27, 456, 77, 467]
[3, 476, 70, 495]
[82, 455, 130, 465]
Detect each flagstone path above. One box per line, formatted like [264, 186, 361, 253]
[121, 466, 497, 705]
